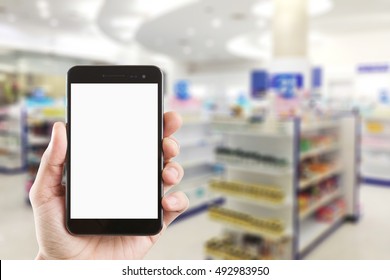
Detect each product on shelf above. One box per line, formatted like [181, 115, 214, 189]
[300, 134, 337, 153]
[205, 231, 290, 260]
[0, 104, 24, 172]
[208, 206, 285, 235]
[315, 198, 346, 222]
[299, 155, 338, 182]
[205, 237, 258, 260]
[298, 176, 339, 212]
[215, 146, 288, 167]
[209, 179, 284, 203]
[365, 121, 384, 134]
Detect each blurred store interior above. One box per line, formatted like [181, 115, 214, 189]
[1, 0, 390, 259]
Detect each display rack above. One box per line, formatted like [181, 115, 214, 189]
[361, 116, 390, 186]
[173, 114, 224, 222]
[204, 114, 359, 259]
[0, 103, 26, 173]
[25, 103, 65, 202]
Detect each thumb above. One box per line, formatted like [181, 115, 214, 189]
[30, 122, 67, 207]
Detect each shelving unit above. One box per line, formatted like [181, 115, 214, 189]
[24, 103, 65, 203]
[173, 114, 223, 222]
[205, 119, 297, 260]
[0, 103, 26, 173]
[204, 115, 359, 260]
[361, 116, 390, 186]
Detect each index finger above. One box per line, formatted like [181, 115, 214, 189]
[164, 111, 182, 137]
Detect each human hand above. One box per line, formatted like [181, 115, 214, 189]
[29, 111, 188, 259]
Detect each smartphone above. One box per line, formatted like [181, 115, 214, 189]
[66, 65, 163, 235]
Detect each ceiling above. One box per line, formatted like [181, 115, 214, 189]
[0, 0, 389, 63]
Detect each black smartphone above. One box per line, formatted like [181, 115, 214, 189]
[66, 65, 163, 235]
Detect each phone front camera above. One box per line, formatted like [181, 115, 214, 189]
[142, 75, 146, 79]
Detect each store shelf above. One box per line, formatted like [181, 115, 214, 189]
[299, 166, 341, 190]
[364, 116, 390, 123]
[180, 135, 221, 148]
[182, 118, 210, 126]
[301, 120, 338, 134]
[28, 135, 50, 146]
[211, 190, 291, 209]
[300, 144, 340, 160]
[363, 132, 390, 138]
[209, 207, 288, 241]
[218, 162, 292, 176]
[299, 216, 344, 254]
[209, 180, 288, 209]
[181, 159, 214, 169]
[212, 122, 292, 138]
[362, 145, 390, 153]
[205, 238, 260, 260]
[299, 191, 342, 220]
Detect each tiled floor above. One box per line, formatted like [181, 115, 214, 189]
[1, 174, 390, 260]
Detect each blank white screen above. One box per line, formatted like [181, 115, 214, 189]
[70, 83, 158, 219]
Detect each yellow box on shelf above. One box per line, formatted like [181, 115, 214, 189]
[209, 179, 285, 205]
[366, 121, 384, 133]
[205, 238, 259, 260]
[208, 206, 285, 239]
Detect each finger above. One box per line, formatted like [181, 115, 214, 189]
[161, 192, 189, 227]
[162, 162, 184, 193]
[164, 111, 182, 137]
[30, 122, 67, 207]
[163, 137, 180, 161]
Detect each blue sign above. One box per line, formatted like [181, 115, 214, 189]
[357, 64, 389, 73]
[312, 67, 322, 89]
[271, 73, 303, 99]
[251, 70, 268, 99]
[174, 80, 191, 100]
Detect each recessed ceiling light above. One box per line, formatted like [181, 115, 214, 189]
[227, 34, 271, 60]
[253, 0, 333, 17]
[37, 0, 48, 10]
[37, 0, 50, 19]
[118, 31, 134, 40]
[211, 18, 222, 28]
[206, 39, 215, 48]
[111, 17, 143, 29]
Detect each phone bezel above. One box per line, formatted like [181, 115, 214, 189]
[66, 65, 163, 235]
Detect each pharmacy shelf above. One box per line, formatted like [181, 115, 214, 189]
[210, 188, 291, 209]
[205, 239, 260, 260]
[363, 132, 390, 138]
[300, 144, 340, 160]
[299, 216, 344, 254]
[362, 145, 390, 153]
[181, 159, 214, 169]
[364, 116, 390, 123]
[299, 191, 342, 220]
[0, 104, 26, 174]
[210, 217, 291, 242]
[182, 118, 210, 126]
[301, 120, 338, 133]
[299, 166, 341, 190]
[206, 115, 358, 260]
[180, 136, 221, 148]
[212, 122, 292, 138]
[28, 135, 50, 146]
[218, 162, 293, 176]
